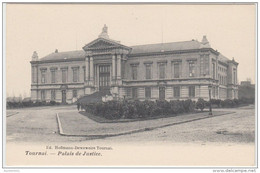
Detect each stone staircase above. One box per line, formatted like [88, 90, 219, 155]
[77, 90, 112, 104]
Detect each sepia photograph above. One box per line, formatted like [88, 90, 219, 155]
[3, 2, 257, 170]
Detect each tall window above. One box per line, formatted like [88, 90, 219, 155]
[62, 69, 67, 83]
[212, 63, 216, 79]
[173, 86, 180, 98]
[132, 66, 138, 80]
[212, 87, 215, 97]
[41, 90, 45, 101]
[189, 86, 195, 97]
[159, 63, 166, 79]
[83, 67, 86, 82]
[73, 90, 77, 98]
[173, 63, 180, 78]
[51, 90, 56, 100]
[145, 64, 152, 79]
[145, 87, 151, 99]
[233, 69, 236, 84]
[41, 70, 46, 83]
[32, 66, 36, 83]
[51, 70, 56, 83]
[72, 68, 79, 82]
[200, 54, 209, 76]
[132, 88, 138, 99]
[189, 61, 195, 77]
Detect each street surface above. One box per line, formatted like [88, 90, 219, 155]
[6, 104, 255, 145]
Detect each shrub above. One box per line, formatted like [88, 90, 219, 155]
[196, 98, 205, 111]
[221, 99, 235, 108]
[169, 100, 184, 114]
[50, 101, 56, 105]
[183, 99, 195, 113]
[210, 99, 221, 108]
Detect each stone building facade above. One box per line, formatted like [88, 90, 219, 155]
[30, 25, 239, 103]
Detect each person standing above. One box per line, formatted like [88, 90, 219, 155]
[77, 102, 80, 112]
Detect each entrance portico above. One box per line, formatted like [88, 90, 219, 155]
[83, 25, 131, 98]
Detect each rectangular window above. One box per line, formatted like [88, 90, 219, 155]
[41, 90, 45, 101]
[83, 67, 86, 81]
[189, 86, 195, 98]
[212, 63, 215, 79]
[212, 87, 215, 97]
[233, 69, 236, 84]
[41, 70, 46, 83]
[62, 69, 67, 83]
[73, 68, 79, 82]
[32, 66, 36, 83]
[51, 90, 56, 100]
[51, 70, 56, 83]
[73, 90, 77, 98]
[145, 87, 151, 99]
[200, 54, 209, 76]
[159, 63, 166, 79]
[145, 64, 152, 79]
[173, 86, 180, 98]
[173, 63, 180, 78]
[189, 61, 195, 77]
[132, 88, 138, 99]
[132, 66, 138, 80]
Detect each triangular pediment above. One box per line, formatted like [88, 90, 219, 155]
[83, 37, 131, 51]
[89, 39, 114, 48]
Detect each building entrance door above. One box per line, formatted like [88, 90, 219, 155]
[99, 65, 111, 91]
[62, 90, 66, 103]
[159, 87, 165, 100]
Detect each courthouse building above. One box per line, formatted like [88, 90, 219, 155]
[30, 25, 239, 103]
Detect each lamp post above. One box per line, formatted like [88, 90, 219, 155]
[208, 85, 213, 115]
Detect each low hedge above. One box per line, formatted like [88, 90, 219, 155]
[198, 98, 253, 109]
[82, 99, 195, 120]
[83, 97, 254, 120]
[7, 100, 60, 109]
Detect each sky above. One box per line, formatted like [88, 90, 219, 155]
[5, 4, 256, 97]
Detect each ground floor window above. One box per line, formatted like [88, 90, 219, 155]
[73, 90, 78, 98]
[145, 87, 151, 99]
[41, 90, 45, 101]
[159, 87, 165, 100]
[173, 86, 180, 98]
[132, 88, 138, 99]
[189, 86, 195, 98]
[51, 90, 56, 100]
[212, 87, 216, 98]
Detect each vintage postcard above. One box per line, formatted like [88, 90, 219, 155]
[3, 3, 256, 170]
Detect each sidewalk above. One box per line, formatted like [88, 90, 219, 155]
[57, 110, 234, 137]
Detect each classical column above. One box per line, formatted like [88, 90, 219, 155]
[89, 56, 94, 85]
[85, 57, 89, 82]
[112, 54, 116, 81]
[117, 54, 121, 80]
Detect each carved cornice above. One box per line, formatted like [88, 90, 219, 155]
[218, 60, 228, 67]
[129, 48, 219, 58]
